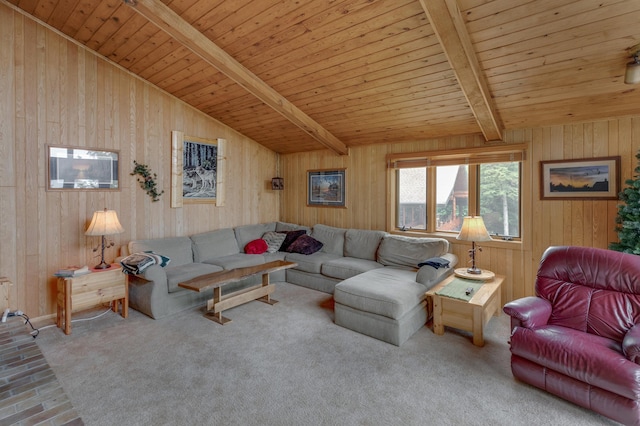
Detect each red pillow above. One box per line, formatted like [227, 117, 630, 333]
[245, 239, 268, 254]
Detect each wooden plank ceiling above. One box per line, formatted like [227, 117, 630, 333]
[6, 0, 640, 154]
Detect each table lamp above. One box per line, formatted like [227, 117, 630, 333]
[85, 208, 124, 269]
[456, 216, 492, 274]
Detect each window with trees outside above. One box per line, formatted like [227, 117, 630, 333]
[389, 145, 525, 239]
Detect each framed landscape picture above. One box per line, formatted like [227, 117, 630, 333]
[540, 156, 620, 200]
[307, 169, 346, 207]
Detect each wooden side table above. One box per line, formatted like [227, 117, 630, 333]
[426, 273, 504, 347]
[0, 277, 12, 313]
[56, 265, 128, 335]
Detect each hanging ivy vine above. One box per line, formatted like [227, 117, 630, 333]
[131, 160, 164, 202]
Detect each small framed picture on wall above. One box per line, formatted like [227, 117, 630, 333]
[307, 169, 346, 207]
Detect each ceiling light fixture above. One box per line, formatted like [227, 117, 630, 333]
[625, 44, 640, 84]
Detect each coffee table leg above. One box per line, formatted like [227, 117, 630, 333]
[257, 272, 278, 305]
[204, 286, 232, 325]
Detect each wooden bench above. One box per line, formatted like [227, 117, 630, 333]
[178, 260, 297, 324]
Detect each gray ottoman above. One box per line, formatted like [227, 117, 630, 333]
[334, 268, 430, 346]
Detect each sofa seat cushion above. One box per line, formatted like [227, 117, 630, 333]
[510, 324, 640, 400]
[284, 252, 340, 274]
[166, 263, 224, 293]
[322, 257, 384, 280]
[334, 268, 425, 320]
[263, 252, 287, 262]
[203, 254, 266, 270]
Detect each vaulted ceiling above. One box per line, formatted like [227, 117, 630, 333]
[7, 0, 640, 154]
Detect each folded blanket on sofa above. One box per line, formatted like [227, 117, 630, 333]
[418, 257, 450, 269]
[120, 251, 170, 275]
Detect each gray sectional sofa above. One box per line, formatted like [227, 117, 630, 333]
[124, 221, 457, 345]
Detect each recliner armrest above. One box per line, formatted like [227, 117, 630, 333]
[623, 324, 640, 364]
[503, 296, 552, 329]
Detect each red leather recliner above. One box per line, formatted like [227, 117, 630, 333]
[503, 246, 640, 425]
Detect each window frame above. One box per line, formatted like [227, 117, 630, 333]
[387, 144, 526, 241]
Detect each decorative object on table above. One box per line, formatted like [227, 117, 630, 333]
[85, 208, 125, 269]
[456, 216, 491, 276]
[610, 150, 640, 255]
[46, 145, 119, 190]
[539, 156, 620, 200]
[131, 160, 164, 201]
[307, 168, 346, 207]
[54, 265, 89, 277]
[171, 131, 226, 208]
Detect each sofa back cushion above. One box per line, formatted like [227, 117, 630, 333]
[312, 224, 346, 255]
[276, 221, 311, 234]
[191, 228, 240, 262]
[536, 246, 640, 343]
[128, 237, 194, 267]
[344, 229, 387, 261]
[377, 235, 449, 269]
[234, 223, 276, 251]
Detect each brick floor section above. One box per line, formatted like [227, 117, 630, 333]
[0, 317, 82, 426]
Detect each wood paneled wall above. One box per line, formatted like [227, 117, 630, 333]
[280, 119, 639, 303]
[0, 5, 280, 317]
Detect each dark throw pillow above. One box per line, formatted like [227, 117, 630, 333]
[286, 234, 323, 255]
[279, 229, 307, 252]
[245, 239, 268, 254]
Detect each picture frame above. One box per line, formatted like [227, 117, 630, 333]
[540, 156, 620, 200]
[307, 169, 346, 207]
[171, 131, 226, 208]
[271, 177, 284, 190]
[46, 145, 119, 191]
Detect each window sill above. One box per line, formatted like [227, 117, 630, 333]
[389, 229, 522, 249]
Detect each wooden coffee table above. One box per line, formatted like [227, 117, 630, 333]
[425, 273, 504, 346]
[178, 260, 297, 325]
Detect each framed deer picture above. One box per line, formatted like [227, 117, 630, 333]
[171, 131, 226, 208]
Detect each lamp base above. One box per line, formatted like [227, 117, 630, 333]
[93, 261, 112, 270]
[454, 268, 495, 281]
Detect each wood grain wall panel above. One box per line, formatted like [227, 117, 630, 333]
[0, 4, 279, 317]
[281, 117, 639, 304]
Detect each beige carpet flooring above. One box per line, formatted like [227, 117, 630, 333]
[34, 282, 616, 425]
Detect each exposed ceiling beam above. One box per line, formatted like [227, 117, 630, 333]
[124, 0, 349, 155]
[420, 0, 503, 142]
